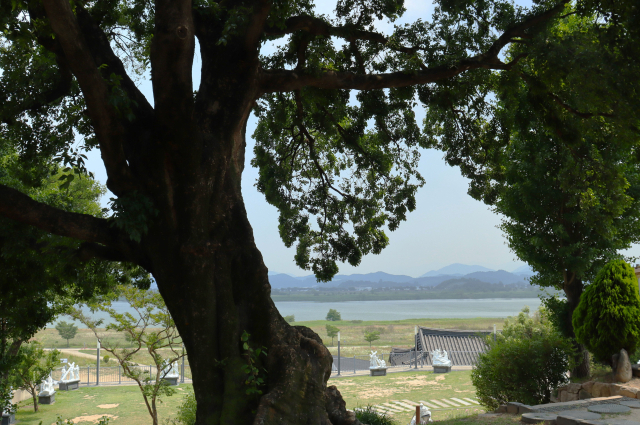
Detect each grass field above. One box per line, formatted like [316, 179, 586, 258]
[15, 383, 191, 425]
[33, 318, 504, 352]
[15, 370, 512, 425]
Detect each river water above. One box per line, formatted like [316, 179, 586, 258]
[50, 298, 541, 328]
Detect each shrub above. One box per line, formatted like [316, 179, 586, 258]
[164, 391, 196, 425]
[573, 259, 640, 364]
[472, 307, 575, 410]
[355, 406, 396, 425]
[103, 356, 110, 364]
[284, 315, 295, 323]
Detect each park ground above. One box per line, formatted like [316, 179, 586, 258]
[14, 370, 519, 425]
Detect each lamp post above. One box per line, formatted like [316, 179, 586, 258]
[96, 339, 100, 386]
[414, 325, 418, 369]
[337, 332, 341, 376]
[493, 324, 496, 341]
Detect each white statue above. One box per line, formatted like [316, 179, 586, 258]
[431, 349, 452, 367]
[162, 361, 179, 379]
[369, 351, 386, 369]
[38, 375, 55, 396]
[409, 403, 432, 425]
[61, 362, 79, 382]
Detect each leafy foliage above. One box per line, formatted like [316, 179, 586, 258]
[354, 405, 397, 425]
[55, 321, 78, 347]
[472, 307, 576, 410]
[9, 342, 59, 412]
[573, 260, 640, 364]
[326, 309, 341, 321]
[364, 330, 381, 347]
[164, 391, 197, 425]
[240, 331, 268, 396]
[283, 314, 295, 323]
[325, 324, 340, 346]
[71, 285, 184, 425]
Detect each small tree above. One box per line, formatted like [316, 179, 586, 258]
[472, 307, 575, 410]
[55, 321, 78, 348]
[283, 315, 295, 323]
[325, 325, 340, 346]
[326, 309, 341, 321]
[9, 342, 59, 412]
[573, 260, 640, 364]
[72, 285, 185, 425]
[364, 331, 381, 348]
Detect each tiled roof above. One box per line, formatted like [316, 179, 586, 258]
[417, 327, 491, 366]
[389, 327, 492, 366]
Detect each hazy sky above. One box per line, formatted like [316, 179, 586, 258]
[83, 0, 640, 278]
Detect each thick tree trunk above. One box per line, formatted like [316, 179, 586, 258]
[564, 274, 590, 379]
[138, 105, 358, 424]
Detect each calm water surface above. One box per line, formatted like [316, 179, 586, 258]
[51, 298, 541, 328]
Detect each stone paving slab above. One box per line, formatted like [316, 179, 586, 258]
[441, 398, 461, 407]
[451, 397, 472, 406]
[521, 412, 558, 424]
[533, 397, 634, 413]
[429, 400, 452, 408]
[591, 419, 640, 425]
[588, 404, 632, 414]
[621, 400, 640, 409]
[464, 398, 480, 405]
[418, 400, 440, 409]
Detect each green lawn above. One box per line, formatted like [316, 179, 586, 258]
[15, 370, 512, 425]
[332, 369, 486, 424]
[15, 384, 191, 425]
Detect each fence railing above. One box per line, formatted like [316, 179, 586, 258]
[330, 350, 485, 375]
[52, 364, 192, 386]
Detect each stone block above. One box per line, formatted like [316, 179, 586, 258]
[59, 379, 80, 391]
[582, 381, 595, 394]
[519, 405, 536, 414]
[619, 386, 638, 398]
[496, 405, 507, 413]
[162, 377, 179, 386]
[579, 389, 592, 400]
[567, 383, 583, 393]
[610, 384, 624, 396]
[507, 402, 525, 414]
[591, 382, 610, 398]
[632, 364, 640, 378]
[369, 368, 387, 376]
[433, 365, 451, 373]
[561, 391, 578, 402]
[1, 413, 15, 425]
[38, 393, 55, 405]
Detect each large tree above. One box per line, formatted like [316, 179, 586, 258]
[0, 1, 636, 423]
[425, 10, 640, 377]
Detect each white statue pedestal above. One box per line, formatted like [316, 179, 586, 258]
[432, 365, 451, 373]
[369, 368, 387, 376]
[1, 413, 15, 425]
[59, 380, 80, 390]
[38, 393, 55, 405]
[161, 361, 180, 385]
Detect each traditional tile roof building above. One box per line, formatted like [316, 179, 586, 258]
[389, 327, 493, 366]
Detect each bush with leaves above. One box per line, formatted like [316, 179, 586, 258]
[355, 405, 396, 425]
[9, 342, 59, 412]
[573, 260, 640, 364]
[283, 315, 295, 323]
[164, 391, 197, 425]
[364, 330, 381, 348]
[472, 307, 575, 410]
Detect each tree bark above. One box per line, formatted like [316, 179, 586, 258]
[564, 273, 590, 379]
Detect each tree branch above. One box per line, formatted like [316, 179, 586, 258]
[260, 2, 568, 92]
[0, 183, 117, 246]
[41, 0, 138, 197]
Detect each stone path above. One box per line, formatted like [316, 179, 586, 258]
[515, 396, 640, 425]
[363, 398, 480, 415]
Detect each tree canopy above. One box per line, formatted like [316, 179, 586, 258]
[1, 0, 638, 423]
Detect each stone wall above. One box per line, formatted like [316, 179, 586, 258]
[556, 381, 640, 401]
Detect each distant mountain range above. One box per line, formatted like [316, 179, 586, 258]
[268, 263, 535, 289]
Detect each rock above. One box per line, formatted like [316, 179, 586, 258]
[610, 384, 624, 396]
[521, 412, 558, 424]
[592, 382, 611, 398]
[567, 383, 583, 393]
[632, 364, 640, 378]
[615, 349, 633, 383]
[507, 402, 525, 414]
[561, 391, 578, 402]
[496, 405, 507, 413]
[579, 389, 593, 400]
[619, 386, 639, 398]
[582, 381, 596, 394]
[613, 353, 620, 371]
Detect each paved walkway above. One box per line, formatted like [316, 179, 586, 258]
[357, 397, 480, 416]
